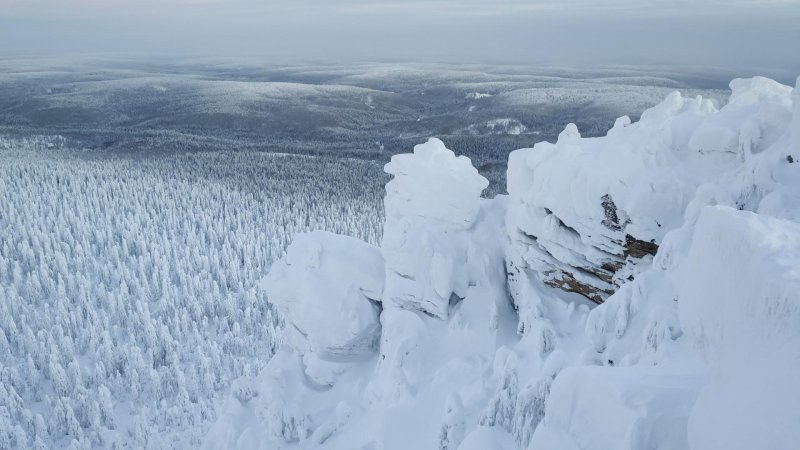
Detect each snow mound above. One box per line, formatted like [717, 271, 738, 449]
[458, 426, 517, 450]
[382, 138, 489, 319]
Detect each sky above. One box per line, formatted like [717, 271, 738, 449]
[1, 0, 799, 72]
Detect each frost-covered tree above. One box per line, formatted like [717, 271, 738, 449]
[0, 136, 385, 447]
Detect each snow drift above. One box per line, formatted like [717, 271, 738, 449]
[678, 207, 800, 450]
[206, 75, 800, 449]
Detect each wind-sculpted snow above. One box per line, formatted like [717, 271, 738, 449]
[382, 138, 489, 319]
[505, 75, 797, 327]
[261, 231, 384, 385]
[207, 139, 516, 449]
[534, 77, 800, 449]
[531, 365, 705, 450]
[68, 74, 794, 450]
[384, 137, 488, 226]
[678, 207, 800, 450]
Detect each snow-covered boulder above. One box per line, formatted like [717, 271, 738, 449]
[678, 207, 800, 450]
[261, 231, 384, 383]
[511, 77, 800, 450]
[382, 138, 489, 319]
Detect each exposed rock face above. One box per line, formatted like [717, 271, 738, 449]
[601, 194, 624, 232]
[624, 234, 659, 259]
[602, 192, 660, 261]
[541, 269, 614, 304]
[506, 193, 656, 305]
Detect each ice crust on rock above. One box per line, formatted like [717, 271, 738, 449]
[206, 76, 800, 450]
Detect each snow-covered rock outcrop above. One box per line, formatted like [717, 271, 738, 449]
[260, 231, 384, 385]
[382, 138, 489, 319]
[505, 76, 796, 327]
[584, 75, 800, 369]
[206, 75, 800, 450]
[531, 77, 800, 449]
[207, 139, 515, 449]
[533, 205, 800, 450]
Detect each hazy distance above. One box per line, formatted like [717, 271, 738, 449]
[2, 0, 799, 75]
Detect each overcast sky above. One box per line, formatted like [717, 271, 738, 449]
[2, 0, 799, 71]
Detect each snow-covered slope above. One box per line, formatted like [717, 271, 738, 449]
[206, 75, 800, 449]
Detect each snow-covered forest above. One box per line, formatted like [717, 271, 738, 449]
[0, 139, 385, 448]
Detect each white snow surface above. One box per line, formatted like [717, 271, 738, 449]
[531, 365, 705, 450]
[260, 231, 384, 385]
[382, 138, 490, 319]
[207, 76, 800, 450]
[383, 137, 488, 227]
[678, 207, 800, 450]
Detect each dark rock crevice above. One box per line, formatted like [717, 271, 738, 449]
[624, 234, 658, 259]
[508, 194, 659, 305]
